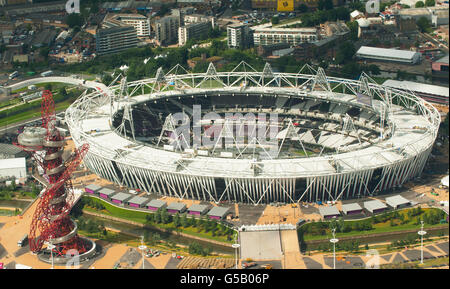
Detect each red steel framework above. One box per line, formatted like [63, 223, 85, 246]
[16, 90, 91, 256]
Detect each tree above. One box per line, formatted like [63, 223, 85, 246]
[425, 0, 435, 6]
[173, 213, 181, 227]
[66, 13, 84, 28]
[415, 1, 425, 7]
[416, 17, 431, 33]
[271, 16, 279, 25]
[298, 4, 308, 13]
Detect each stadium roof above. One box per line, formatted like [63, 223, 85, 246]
[98, 188, 116, 196]
[319, 206, 340, 217]
[128, 195, 148, 205]
[85, 184, 102, 192]
[356, 46, 419, 60]
[111, 192, 132, 201]
[207, 206, 230, 218]
[341, 203, 363, 213]
[383, 80, 449, 98]
[147, 199, 166, 208]
[188, 204, 209, 212]
[0, 157, 26, 169]
[385, 195, 410, 208]
[167, 202, 187, 211]
[364, 200, 387, 212]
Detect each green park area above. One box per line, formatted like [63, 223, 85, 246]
[73, 196, 236, 245]
[299, 207, 448, 242]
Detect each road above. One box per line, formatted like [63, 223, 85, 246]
[420, 32, 449, 54]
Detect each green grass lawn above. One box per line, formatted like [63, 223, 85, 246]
[83, 196, 234, 244]
[302, 208, 448, 241]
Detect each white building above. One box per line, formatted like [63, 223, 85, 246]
[104, 13, 151, 37]
[253, 27, 319, 46]
[178, 21, 211, 46]
[0, 157, 27, 179]
[227, 23, 251, 49]
[356, 46, 422, 64]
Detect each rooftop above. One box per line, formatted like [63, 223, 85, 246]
[318, 206, 340, 217]
[147, 199, 166, 208]
[341, 203, 363, 212]
[85, 184, 102, 191]
[111, 192, 132, 201]
[356, 46, 420, 60]
[364, 200, 388, 211]
[385, 195, 411, 207]
[98, 188, 116, 196]
[127, 195, 149, 205]
[383, 80, 449, 97]
[0, 143, 24, 156]
[167, 202, 187, 211]
[188, 204, 209, 212]
[0, 157, 26, 169]
[207, 206, 230, 217]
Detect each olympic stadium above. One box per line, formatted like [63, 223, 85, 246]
[65, 62, 440, 205]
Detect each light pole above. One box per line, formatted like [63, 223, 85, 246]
[330, 228, 339, 270]
[139, 235, 147, 269]
[232, 243, 240, 269]
[418, 221, 427, 265]
[45, 242, 55, 269]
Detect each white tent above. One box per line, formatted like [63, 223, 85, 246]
[441, 175, 449, 188]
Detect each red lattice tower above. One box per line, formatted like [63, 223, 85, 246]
[16, 90, 91, 256]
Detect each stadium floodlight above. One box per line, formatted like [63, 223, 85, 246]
[418, 221, 427, 265]
[330, 228, 339, 269]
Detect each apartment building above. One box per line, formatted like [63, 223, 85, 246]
[104, 13, 151, 38]
[227, 23, 252, 49]
[253, 27, 318, 46]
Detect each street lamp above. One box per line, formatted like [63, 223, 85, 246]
[45, 242, 56, 269]
[232, 243, 240, 269]
[139, 236, 147, 269]
[418, 221, 427, 265]
[329, 228, 339, 270]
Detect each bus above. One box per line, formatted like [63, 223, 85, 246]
[9, 71, 19, 79]
[17, 234, 28, 247]
[41, 70, 53, 77]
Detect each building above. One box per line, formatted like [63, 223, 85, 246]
[187, 204, 209, 215]
[96, 25, 139, 55]
[155, 15, 180, 46]
[166, 202, 187, 214]
[250, 0, 342, 10]
[341, 203, 363, 215]
[432, 54, 449, 75]
[399, 7, 449, 27]
[178, 21, 211, 46]
[104, 13, 151, 38]
[253, 27, 318, 46]
[207, 206, 229, 220]
[0, 157, 26, 179]
[383, 79, 449, 105]
[127, 196, 149, 208]
[146, 199, 167, 211]
[385, 195, 411, 209]
[356, 46, 422, 64]
[227, 23, 252, 49]
[364, 200, 388, 214]
[319, 206, 340, 219]
[98, 188, 116, 200]
[84, 184, 102, 195]
[0, 143, 26, 159]
[110, 192, 132, 205]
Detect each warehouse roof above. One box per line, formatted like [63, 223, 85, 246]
[167, 202, 186, 211]
[0, 143, 24, 156]
[85, 184, 102, 192]
[435, 55, 449, 64]
[147, 199, 166, 208]
[383, 80, 449, 98]
[188, 204, 209, 212]
[111, 192, 132, 201]
[356, 46, 419, 60]
[0, 157, 26, 169]
[127, 195, 148, 205]
[319, 206, 340, 217]
[342, 203, 363, 213]
[364, 200, 388, 212]
[385, 195, 410, 208]
[98, 188, 116, 196]
[207, 206, 230, 218]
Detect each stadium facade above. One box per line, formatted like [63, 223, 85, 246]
[66, 62, 440, 204]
